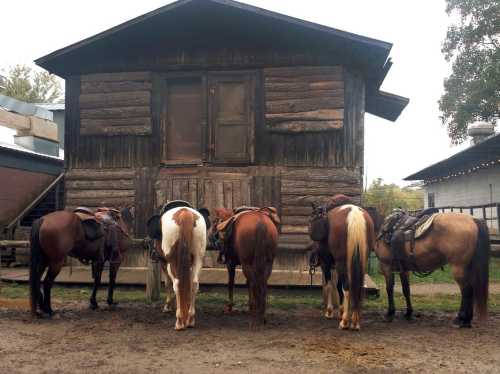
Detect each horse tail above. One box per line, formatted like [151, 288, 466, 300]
[176, 209, 194, 324]
[346, 207, 368, 312]
[470, 218, 490, 320]
[252, 219, 273, 322]
[29, 218, 44, 316]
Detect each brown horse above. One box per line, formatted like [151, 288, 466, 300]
[29, 207, 134, 316]
[208, 208, 278, 327]
[375, 211, 490, 327]
[311, 194, 375, 330]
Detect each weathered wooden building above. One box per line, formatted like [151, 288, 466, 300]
[35, 0, 408, 271]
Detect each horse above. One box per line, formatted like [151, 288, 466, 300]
[309, 204, 383, 321]
[375, 211, 490, 328]
[146, 201, 210, 318]
[148, 206, 207, 330]
[29, 207, 134, 317]
[208, 207, 278, 327]
[310, 194, 375, 330]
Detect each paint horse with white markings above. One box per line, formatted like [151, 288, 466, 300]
[310, 194, 375, 330]
[147, 202, 209, 330]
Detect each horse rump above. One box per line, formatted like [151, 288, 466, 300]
[29, 218, 44, 316]
[470, 219, 490, 320]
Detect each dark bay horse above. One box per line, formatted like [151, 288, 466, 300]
[29, 207, 134, 316]
[311, 194, 375, 330]
[209, 208, 279, 327]
[375, 212, 490, 327]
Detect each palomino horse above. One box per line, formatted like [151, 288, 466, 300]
[310, 194, 375, 330]
[209, 208, 278, 327]
[375, 211, 490, 327]
[29, 207, 134, 316]
[157, 207, 206, 330]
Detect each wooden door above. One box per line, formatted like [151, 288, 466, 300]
[164, 77, 203, 162]
[209, 73, 255, 163]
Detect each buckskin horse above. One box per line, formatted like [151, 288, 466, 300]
[148, 206, 207, 331]
[209, 207, 279, 327]
[375, 210, 490, 328]
[29, 207, 134, 317]
[310, 194, 375, 330]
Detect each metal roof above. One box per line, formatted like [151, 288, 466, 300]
[36, 103, 65, 112]
[0, 94, 53, 120]
[405, 133, 500, 181]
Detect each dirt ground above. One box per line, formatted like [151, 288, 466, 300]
[1, 297, 499, 374]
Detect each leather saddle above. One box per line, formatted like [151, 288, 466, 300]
[74, 207, 104, 242]
[378, 208, 440, 271]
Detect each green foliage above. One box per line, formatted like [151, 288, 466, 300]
[439, 0, 500, 144]
[0, 64, 62, 103]
[362, 178, 424, 217]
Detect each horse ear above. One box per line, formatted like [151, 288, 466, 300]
[197, 208, 211, 229]
[146, 215, 162, 240]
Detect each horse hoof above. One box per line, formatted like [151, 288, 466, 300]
[175, 321, 186, 331]
[339, 321, 349, 330]
[404, 313, 414, 321]
[324, 308, 334, 319]
[350, 325, 360, 331]
[384, 314, 394, 323]
[89, 303, 99, 310]
[187, 317, 195, 328]
[162, 305, 173, 313]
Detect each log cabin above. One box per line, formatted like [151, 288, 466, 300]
[35, 0, 408, 274]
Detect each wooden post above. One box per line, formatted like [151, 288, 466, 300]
[146, 239, 161, 302]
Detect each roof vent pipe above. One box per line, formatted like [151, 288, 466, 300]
[467, 121, 495, 145]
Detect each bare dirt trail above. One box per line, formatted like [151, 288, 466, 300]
[1, 299, 499, 374]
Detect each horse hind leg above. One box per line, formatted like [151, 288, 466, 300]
[338, 272, 351, 330]
[187, 254, 203, 328]
[162, 265, 175, 313]
[224, 263, 236, 314]
[451, 265, 473, 328]
[90, 261, 104, 310]
[399, 271, 414, 320]
[42, 262, 63, 316]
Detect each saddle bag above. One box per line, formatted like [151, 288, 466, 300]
[309, 216, 329, 242]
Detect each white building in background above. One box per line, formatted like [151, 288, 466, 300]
[405, 124, 499, 235]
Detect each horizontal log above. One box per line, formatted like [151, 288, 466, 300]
[80, 91, 151, 109]
[265, 88, 343, 101]
[281, 186, 360, 197]
[81, 81, 152, 94]
[0, 240, 29, 248]
[81, 117, 151, 128]
[80, 106, 150, 120]
[281, 216, 310, 225]
[266, 97, 344, 114]
[281, 168, 361, 182]
[66, 190, 135, 199]
[265, 81, 343, 92]
[266, 109, 344, 123]
[80, 125, 151, 136]
[264, 66, 342, 78]
[66, 197, 135, 208]
[281, 206, 313, 216]
[282, 179, 356, 190]
[281, 225, 309, 234]
[281, 195, 336, 207]
[81, 72, 151, 82]
[267, 120, 342, 133]
[66, 180, 135, 190]
[265, 74, 343, 84]
[65, 169, 136, 180]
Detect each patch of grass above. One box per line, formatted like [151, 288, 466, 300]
[368, 257, 500, 285]
[2, 282, 499, 313]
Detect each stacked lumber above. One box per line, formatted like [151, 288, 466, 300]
[79, 72, 152, 136]
[264, 66, 344, 133]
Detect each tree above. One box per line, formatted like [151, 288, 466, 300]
[439, 0, 500, 144]
[0, 64, 62, 103]
[362, 178, 423, 217]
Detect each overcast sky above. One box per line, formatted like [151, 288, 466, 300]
[1, 0, 467, 186]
